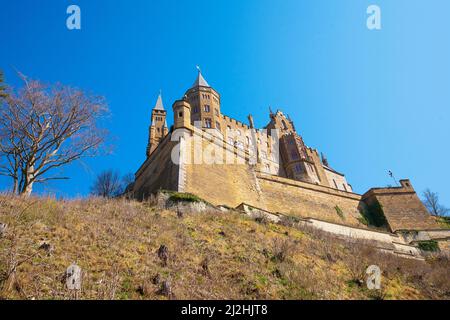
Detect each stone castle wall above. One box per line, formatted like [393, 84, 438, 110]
[134, 128, 444, 233]
[178, 129, 368, 228]
[254, 173, 366, 227]
[134, 134, 180, 200]
[362, 180, 440, 232]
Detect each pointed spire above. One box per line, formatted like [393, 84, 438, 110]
[154, 91, 165, 111]
[192, 66, 210, 88]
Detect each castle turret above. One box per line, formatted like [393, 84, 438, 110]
[173, 99, 192, 129]
[146, 93, 168, 157]
[185, 68, 222, 131]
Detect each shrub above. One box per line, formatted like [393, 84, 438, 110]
[334, 206, 345, 220]
[365, 201, 388, 228]
[418, 240, 439, 252]
[254, 213, 269, 225]
[168, 192, 201, 203]
[272, 239, 294, 263]
[278, 215, 300, 228]
[357, 210, 369, 226]
[437, 216, 450, 228]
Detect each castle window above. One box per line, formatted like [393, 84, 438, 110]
[265, 164, 270, 172]
[262, 151, 267, 159]
[193, 106, 199, 113]
[246, 136, 251, 145]
[215, 109, 219, 116]
[228, 137, 234, 145]
[291, 150, 298, 160]
[216, 121, 221, 130]
[204, 105, 211, 112]
[236, 141, 244, 150]
[237, 130, 241, 136]
[178, 111, 183, 118]
[205, 118, 212, 128]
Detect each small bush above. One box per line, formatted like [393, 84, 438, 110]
[168, 192, 201, 203]
[357, 210, 369, 226]
[418, 240, 439, 252]
[278, 215, 300, 228]
[272, 239, 294, 263]
[334, 206, 345, 220]
[254, 213, 269, 225]
[437, 216, 450, 229]
[365, 201, 388, 228]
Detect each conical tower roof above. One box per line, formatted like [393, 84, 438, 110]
[153, 92, 165, 110]
[192, 68, 210, 88]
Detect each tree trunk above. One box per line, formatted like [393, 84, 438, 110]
[20, 163, 35, 197]
[12, 178, 18, 194]
[21, 181, 33, 197]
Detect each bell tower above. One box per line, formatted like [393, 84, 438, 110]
[146, 93, 168, 157]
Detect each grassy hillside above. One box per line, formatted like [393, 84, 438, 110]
[0, 195, 448, 300]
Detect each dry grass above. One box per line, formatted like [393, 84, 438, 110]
[0, 195, 448, 300]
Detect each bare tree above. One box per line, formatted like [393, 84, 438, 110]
[122, 172, 134, 188]
[91, 170, 123, 198]
[422, 189, 449, 217]
[0, 70, 7, 98]
[0, 73, 109, 196]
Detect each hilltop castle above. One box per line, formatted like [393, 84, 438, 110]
[144, 71, 351, 193]
[131, 71, 449, 255]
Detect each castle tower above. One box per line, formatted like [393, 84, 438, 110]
[184, 69, 222, 131]
[146, 93, 169, 157]
[266, 110, 321, 184]
[172, 98, 192, 129]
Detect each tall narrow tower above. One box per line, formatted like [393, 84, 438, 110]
[266, 111, 320, 184]
[184, 69, 222, 131]
[146, 93, 168, 157]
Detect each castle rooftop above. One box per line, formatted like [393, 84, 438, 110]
[192, 71, 210, 88]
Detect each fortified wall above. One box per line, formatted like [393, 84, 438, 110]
[134, 126, 444, 234]
[362, 180, 441, 232]
[133, 70, 448, 241]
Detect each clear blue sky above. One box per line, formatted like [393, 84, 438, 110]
[0, 0, 449, 205]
